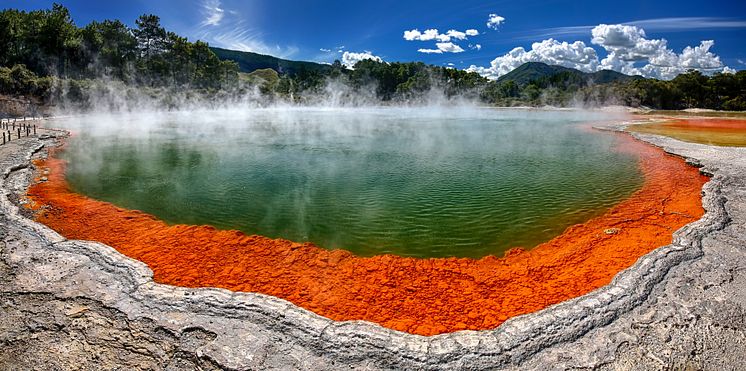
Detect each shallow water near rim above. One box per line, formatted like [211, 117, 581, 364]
[58, 108, 642, 258]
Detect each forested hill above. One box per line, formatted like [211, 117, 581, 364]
[210, 47, 331, 76]
[481, 62, 745, 110]
[497, 62, 642, 86]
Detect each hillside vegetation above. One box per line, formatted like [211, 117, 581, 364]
[0, 4, 744, 112]
[496, 62, 641, 86]
[211, 47, 331, 76]
[0, 5, 238, 90]
[485, 62, 745, 110]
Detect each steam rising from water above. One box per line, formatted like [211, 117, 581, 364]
[50, 68, 488, 115]
[54, 107, 641, 258]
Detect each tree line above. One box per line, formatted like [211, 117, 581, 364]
[0, 3, 238, 98]
[263, 59, 746, 111]
[268, 59, 488, 104]
[478, 68, 746, 111]
[602, 70, 746, 111]
[0, 3, 744, 111]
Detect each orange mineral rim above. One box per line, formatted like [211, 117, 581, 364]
[26, 130, 707, 336]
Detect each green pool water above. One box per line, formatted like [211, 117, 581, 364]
[59, 108, 642, 258]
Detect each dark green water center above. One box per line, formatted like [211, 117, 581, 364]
[61, 108, 642, 258]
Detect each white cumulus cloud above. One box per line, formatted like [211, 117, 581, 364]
[487, 14, 505, 30]
[591, 24, 644, 49]
[403, 29, 421, 41]
[468, 23, 732, 80]
[437, 42, 465, 53]
[678, 40, 724, 69]
[404, 27, 480, 54]
[341, 51, 383, 69]
[404, 28, 450, 42]
[467, 39, 598, 79]
[445, 29, 467, 40]
[590, 24, 728, 79]
[417, 42, 466, 54]
[404, 28, 475, 42]
[591, 24, 667, 62]
[418, 48, 443, 54]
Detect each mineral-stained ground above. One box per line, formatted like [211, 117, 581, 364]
[1, 119, 745, 370]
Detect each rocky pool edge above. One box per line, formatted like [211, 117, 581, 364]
[0, 121, 740, 369]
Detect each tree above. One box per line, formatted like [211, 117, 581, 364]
[0, 9, 25, 67]
[672, 70, 709, 108]
[522, 84, 541, 101]
[80, 20, 137, 78]
[38, 3, 80, 75]
[133, 14, 167, 59]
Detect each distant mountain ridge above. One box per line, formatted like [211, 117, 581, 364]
[497, 62, 642, 86]
[210, 47, 331, 76]
[211, 47, 641, 88]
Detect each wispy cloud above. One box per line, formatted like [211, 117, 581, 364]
[197, 20, 299, 58]
[628, 17, 746, 31]
[194, 1, 297, 58]
[511, 26, 591, 41]
[200, 0, 224, 27]
[515, 17, 746, 41]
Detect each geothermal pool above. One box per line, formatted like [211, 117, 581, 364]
[629, 118, 746, 147]
[57, 108, 641, 258]
[31, 107, 708, 335]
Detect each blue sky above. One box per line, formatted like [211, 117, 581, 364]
[6, 0, 746, 79]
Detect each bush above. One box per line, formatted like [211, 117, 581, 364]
[0, 64, 55, 97]
[722, 96, 746, 111]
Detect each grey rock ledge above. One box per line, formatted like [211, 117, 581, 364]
[1, 123, 744, 370]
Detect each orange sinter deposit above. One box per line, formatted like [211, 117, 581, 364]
[26, 133, 707, 336]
